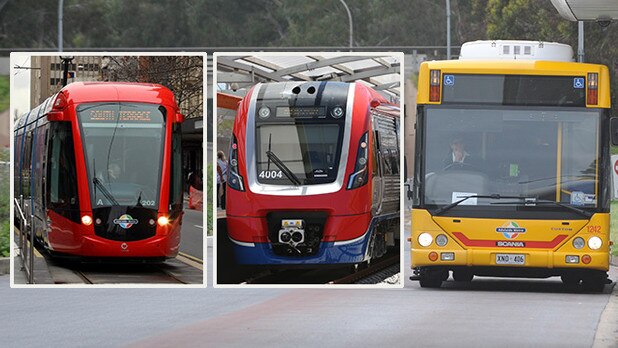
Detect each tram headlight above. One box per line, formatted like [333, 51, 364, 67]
[227, 134, 245, 191]
[157, 216, 169, 226]
[588, 236, 602, 250]
[347, 132, 369, 190]
[572, 237, 585, 249]
[81, 215, 93, 226]
[418, 232, 433, 247]
[435, 234, 448, 247]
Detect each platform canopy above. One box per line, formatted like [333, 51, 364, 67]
[217, 55, 401, 100]
[551, 0, 618, 21]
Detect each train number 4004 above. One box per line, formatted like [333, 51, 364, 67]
[258, 170, 284, 179]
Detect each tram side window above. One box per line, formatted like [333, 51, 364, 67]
[169, 124, 183, 210]
[47, 123, 79, 211]
[21, 131, 33, 197]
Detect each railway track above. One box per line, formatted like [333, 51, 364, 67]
[239, 252, 400, 285]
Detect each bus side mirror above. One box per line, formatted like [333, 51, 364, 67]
[403, 156, 413, 200]
[174, 112, 185, 123]
[611, 117, 618, 146]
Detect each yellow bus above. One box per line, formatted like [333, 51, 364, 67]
[409, 40, 612, 291]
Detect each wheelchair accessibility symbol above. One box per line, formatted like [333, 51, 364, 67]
[444, 75, 455, 86]
[573, 77, 585, 89]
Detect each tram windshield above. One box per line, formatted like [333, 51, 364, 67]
[422, 107, 600, 210]
[256, 123, 343, 185]
[77, 102, 165, 209]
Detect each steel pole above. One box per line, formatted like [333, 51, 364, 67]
[58, 0, 64, 52]
[446, 0, 451, 59]
[577, 21, 584, 62]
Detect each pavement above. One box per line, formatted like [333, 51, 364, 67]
[1, 211, 616, 346]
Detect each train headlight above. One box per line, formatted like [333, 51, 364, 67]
[588, 236, 602, 250]
[258, 106, 271, 119]
[347, 131, 369, 190]
[330, 106, 344, 118]
[435, 234, 448, 247]
[572, 237, 585, 249]
[81, 215, 93, 226]
[227, 134, 245, 191]
[157, 216, 169, 226]
[418, 232, 433, 247]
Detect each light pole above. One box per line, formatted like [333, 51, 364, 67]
[446, 0, 451, 59]
[577, 21, 584, 62]
[339, 0, 353, 49]
[58, 0, 64, 52]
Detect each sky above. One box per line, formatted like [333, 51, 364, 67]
[10, 53, 31, 118]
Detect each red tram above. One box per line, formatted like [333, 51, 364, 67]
[14, 82, 184, 259]
[226, 81, 400, 265]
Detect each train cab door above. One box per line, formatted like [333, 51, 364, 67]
[371, 116, 384, 216]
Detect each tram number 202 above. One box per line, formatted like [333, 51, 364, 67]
[258, 170, 284, 179]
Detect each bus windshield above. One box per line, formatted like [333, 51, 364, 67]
[422, 106, 599, 209]
[256, 123, 343, 185]
[77, 102, 166, 209]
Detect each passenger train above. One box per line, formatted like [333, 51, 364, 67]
[225, 81, 400, 266]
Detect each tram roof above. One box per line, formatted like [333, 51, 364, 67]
[60, 82, 178, 106]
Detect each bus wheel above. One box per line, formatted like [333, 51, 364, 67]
[452, 269, 474, 282]
[560, 274, 580, 286]
[419, 270, 445, 288]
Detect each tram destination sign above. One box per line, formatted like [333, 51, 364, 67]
[85, 109, 154, 122]
[441, 74, 586, 107]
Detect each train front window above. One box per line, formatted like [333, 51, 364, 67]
[422, 107, 600, 210]
[77, 102, 166, 209]
[256, 123, 343, 185]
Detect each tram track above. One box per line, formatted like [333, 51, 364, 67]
[29, 243, 203, 285]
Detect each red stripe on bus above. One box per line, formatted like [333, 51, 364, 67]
[452, 232, 568, 248]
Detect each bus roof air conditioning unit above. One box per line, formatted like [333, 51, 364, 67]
[459, 40, 574, 62]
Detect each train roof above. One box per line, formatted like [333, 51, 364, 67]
[250, 81, 399, 109]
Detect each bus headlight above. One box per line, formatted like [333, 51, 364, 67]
[588, 236, 602, 250]
[572, 237, 585, 249]
[418, 233, 433, 247]
[435, 234, 448, 247]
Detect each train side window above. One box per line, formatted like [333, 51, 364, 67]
[169, 124, 183, 210]
[371, 131, 379, 176]
[21, 131, 33, 197]
[47, 123, 79, 214]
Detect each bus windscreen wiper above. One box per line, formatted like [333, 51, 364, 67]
[92, 177, 120, 206]
[434, 194, 531, 216]
[265, 150, 302, 186]
[491, 197, 592, 218]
